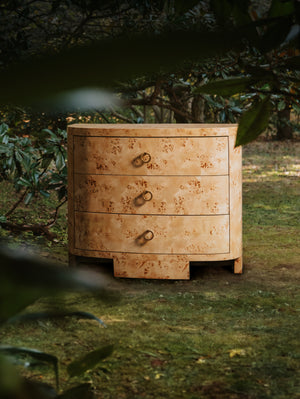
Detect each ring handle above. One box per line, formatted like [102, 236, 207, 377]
[132, 152, 151, 167]
[135, 230, 154, 246]
[134, 190, 153, 207]
[143, 230, 154, 241]
[141, 152, 151, 163]
[142, 191, 153, 201]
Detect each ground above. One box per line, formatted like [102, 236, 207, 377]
[0, 140, 299, 398]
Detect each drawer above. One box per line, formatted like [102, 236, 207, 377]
[73, 136, 228, 175]
[74, 212, 229, 254]
[74, 175, 229, 215]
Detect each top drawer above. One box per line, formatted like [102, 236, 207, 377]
[73, 136, 228, 176]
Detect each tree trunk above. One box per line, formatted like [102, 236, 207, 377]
[276, 103, 293, 140]
[191, 95, 205, 122]
[165, 85, 190, 123]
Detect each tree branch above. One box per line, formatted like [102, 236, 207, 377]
[4, 189, 28, 218]
[0, 220, 57, 241]
[110, 111, 135, 124]
[129, 105, 144, 119]
[46, 198, 67, 227]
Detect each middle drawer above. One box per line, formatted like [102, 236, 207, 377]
[74, 175, 229, 215]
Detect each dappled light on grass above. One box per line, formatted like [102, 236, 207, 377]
[242, 141, 300, 182]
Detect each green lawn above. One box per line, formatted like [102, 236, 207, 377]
[0, 140, 299, 399]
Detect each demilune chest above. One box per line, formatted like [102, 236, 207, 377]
[68, 124, 242, 279]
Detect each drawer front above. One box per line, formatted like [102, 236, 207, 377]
[73, 136, 228, 175]
[74, 212, 229, 254]
[74, 175, 229, 215]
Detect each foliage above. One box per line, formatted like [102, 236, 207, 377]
[195, 55, 300, 143]
[0, 123, 68, 240]
[0, 243, 116, 398]
[235, 95, 272, 146]
[0, 0, 299, 144]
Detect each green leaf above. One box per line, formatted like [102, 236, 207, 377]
[24, 192, 34, 205]
[0, 244, 117, 323]
[194, 77, 254, 96]
[14, 150, 24, 163]
[39, 190, 50, 198]
[277, 100, 286, 111]
[0, 346, 59, 390]
[268, 0, 294, 18]
[2, 134, 10, 145]
[50, 173, 63, 184]
[41, 156, 53, 170]
[0, 144, 8, 153]
[235, 96, 272, 146]
[19, 177, 32, 188]
[0, 215, 7, 223]
[67, 345, 114, 377]
[0, 123, 9, 136]
[42, 128, 55, 136]
[32, 171, 40, 186]
[55, 152, 65, 170]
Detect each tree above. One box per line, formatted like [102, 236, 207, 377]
[0, 0, 299, 145]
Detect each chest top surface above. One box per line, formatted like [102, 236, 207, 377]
[68, 123, 238, 138]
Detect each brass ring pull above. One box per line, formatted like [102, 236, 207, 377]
[135, 230, 154, 246]
[132, 152, 151, 167]
[142, 191, 153, 201]
[134, 190, 153, 207]
[141, 152, 151, 163]
[143, 230, 154, 241]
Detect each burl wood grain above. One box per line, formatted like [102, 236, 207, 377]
[229, 135, 243, 273]
[113, 253, 190, 279]
[68, 123, 237, 138]
[74, 175, 229, 215]
[68, 124, 243, 279]
[74, 213, 229, 254]
[73, 136, 228, 176]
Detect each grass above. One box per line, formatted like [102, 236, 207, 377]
[0, 140, 300, 398]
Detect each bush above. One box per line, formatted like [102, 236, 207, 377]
[0, 123, 67, 240]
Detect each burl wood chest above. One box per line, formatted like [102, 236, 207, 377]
[68, 124, 242, 279]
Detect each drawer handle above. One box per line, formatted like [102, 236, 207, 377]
[143, 230, 154, 240]
[134, 190, 153, 206]
[135, 230, 154, 246]
[132, 152, 151, 167]
[142, 190, 153, 201]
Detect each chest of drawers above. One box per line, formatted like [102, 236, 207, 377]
[68, 124, 242, 279]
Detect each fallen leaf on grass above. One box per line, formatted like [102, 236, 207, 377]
[151, 358, 165, 367]
[229, 349, 246, 358]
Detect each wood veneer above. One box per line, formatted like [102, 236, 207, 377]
[68, 124, 242, 279]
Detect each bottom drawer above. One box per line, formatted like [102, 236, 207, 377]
[74, 213, 229, 255]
